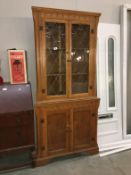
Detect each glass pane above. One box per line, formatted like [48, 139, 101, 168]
[71, 24, 90, 94]
[45, 22, 66, 95]
[108, 38, 115, 107]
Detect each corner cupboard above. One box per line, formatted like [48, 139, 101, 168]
[32, 6, 101, 166]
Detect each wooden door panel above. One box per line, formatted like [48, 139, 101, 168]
[46, 110, 69, 155]
[73, 108, 91, 150]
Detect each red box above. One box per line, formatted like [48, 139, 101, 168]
[8, 50, 27, 84]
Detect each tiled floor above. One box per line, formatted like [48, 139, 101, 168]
[2, 150, 131, 175]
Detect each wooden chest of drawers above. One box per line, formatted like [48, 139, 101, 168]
[0, 111, 34, 151]
[0, 83, 35, 153]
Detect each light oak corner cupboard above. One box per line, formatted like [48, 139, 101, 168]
[32, 6, 101, 166]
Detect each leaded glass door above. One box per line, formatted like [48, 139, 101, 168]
[69, 22, 93, 96]
[41, 20, 94, 99]
[44, 21, 68, 97]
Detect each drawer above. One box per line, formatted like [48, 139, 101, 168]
[0, 125, 34, 150]
[0, 111, 34, 128]
[19, 125, 34, 146]
[0, 127, 20, 150]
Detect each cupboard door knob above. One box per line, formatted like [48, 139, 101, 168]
[89, 85, 93, 89]
[41, 119, 44, 123]
[39, 26, 43, 31]
[42, 89, 45, 93]
[92, 113, 96, 117]
[41, 146, 45, 150]
[67, 59, 71, 62]
[91, 29, 95, 34]
[91, 137, 95, 141]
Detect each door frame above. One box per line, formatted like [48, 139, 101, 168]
[121, 4, 131, 139]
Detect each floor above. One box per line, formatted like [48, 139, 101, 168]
[2, 150, 131, 175]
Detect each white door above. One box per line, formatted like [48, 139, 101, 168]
[97, 23, 122, 147]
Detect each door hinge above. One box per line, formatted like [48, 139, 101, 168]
[39, 26, 43, 31]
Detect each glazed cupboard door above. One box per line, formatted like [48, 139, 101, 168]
[36, 18, 97, 100]
[38, 20, 69, 100]
[69, 22, 96, 97]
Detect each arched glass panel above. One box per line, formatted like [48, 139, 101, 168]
[108, 38, 115, 107]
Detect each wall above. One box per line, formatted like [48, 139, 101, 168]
[0, 18, 36, 99]
[0, 0, 131, 23]
[0, 0, 130, 100]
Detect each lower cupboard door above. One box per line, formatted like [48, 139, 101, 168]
[73, 108, 91, 150]
[46, 110, 70, 155]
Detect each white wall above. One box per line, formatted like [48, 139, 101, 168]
[0, 0, 131, 23]
[0, 0, 130, 100]
[0, 0, 129, 148]
[0, 18, 36, 99]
